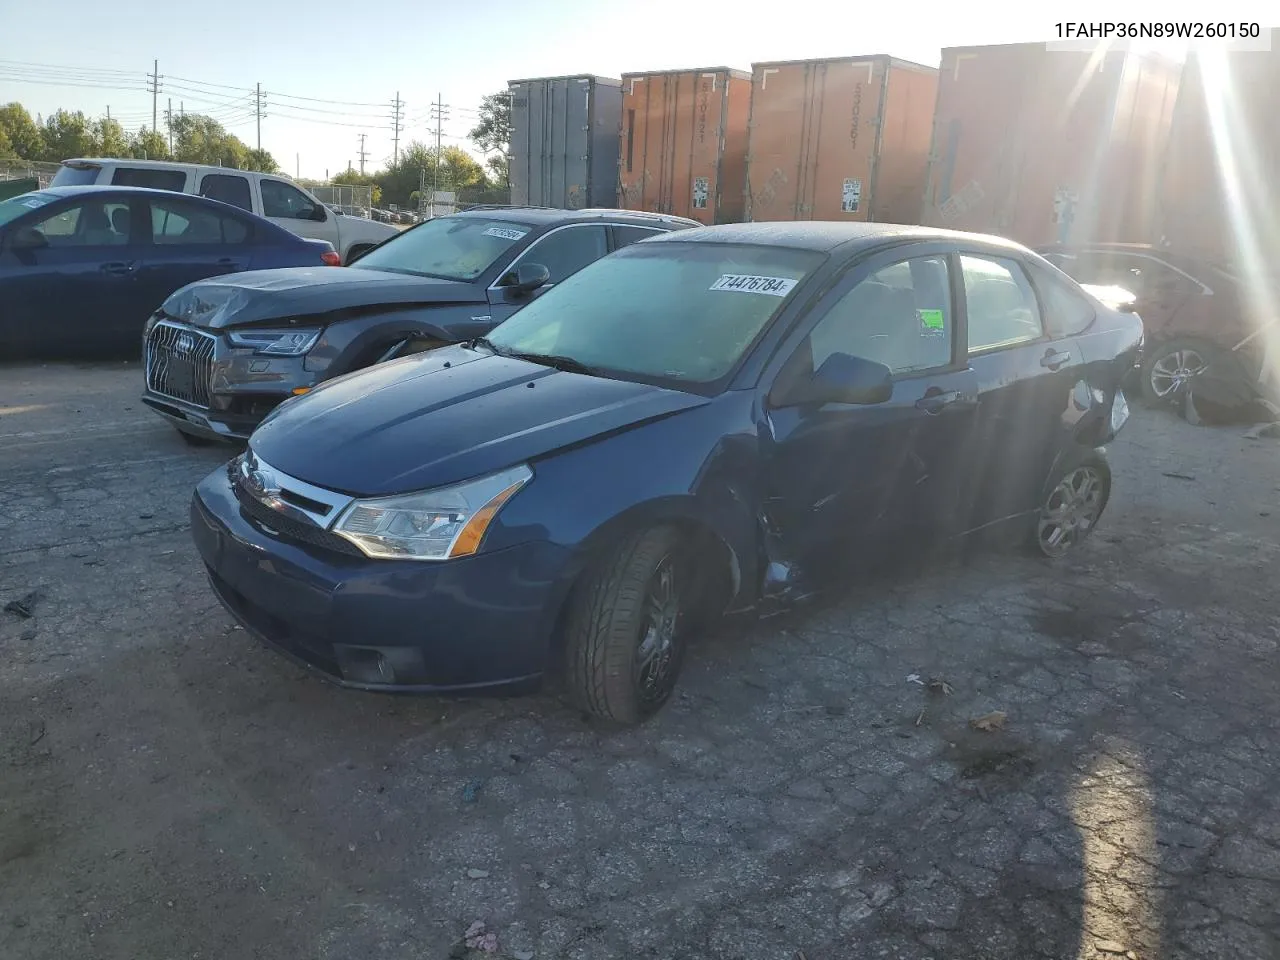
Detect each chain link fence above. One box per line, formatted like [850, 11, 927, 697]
[0, 159, 63, 188]
[303, 183, 375, 218]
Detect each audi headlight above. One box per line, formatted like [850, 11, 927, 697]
[332, 464, 532, 561]
[227, 328, 322, 356]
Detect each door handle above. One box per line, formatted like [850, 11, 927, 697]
[915, 390, 961, 414]
[99, 261, 137, 276]
[217, 257, 237, 266]
[1041, 349, 1072, 370]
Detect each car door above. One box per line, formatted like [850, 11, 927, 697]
[0, 193, 149, 356]
[761, 245, 981, 560]
[259, 177, 339, 248]
[135, 195, 256, 320]
[485, 224, 609, 323]
[954, 251, 1087, 533]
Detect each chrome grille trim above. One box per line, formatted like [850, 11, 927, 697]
[231, 450, 356, 531]
[145, 320, 217, 408]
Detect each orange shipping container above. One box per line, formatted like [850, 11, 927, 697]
[921, 43, 1180, 247]
[744, 56, 938, 223]
[1157, 42, 1280, 265]
[618, 67, 752, 224]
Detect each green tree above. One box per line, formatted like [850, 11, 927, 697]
[129, 126, 169, 160]
[379, 142, 487, 208]
[94, 117, 129, 157]
[468, 91, 511, 156]
[485, 153, 508, 186]
[40, 109, 98, 161]
[245, 148, 278, 173]
[0, 125, 12, 158]
[0, 103, 44, 159]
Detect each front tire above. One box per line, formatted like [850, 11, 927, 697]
[563, 526, 690, 723]
[1031, 455, 1112, 559]
[1139, 337, 1219, 407]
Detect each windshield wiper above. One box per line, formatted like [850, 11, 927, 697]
[507, 351, 598, 376]
[468, 336, 505, 355]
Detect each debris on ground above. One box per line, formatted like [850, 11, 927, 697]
[3, 591, 41, 619]
[462, 919, 498, 953]
[1162, 472, 1196, 482]
[1094, 940, 1129, 955]
[906, 674, 925, 686]
[466, 868, 490, 879]
[462, 778, 486, 803]
[927, 677, 953, 696]
[969, 711, 1008, 733]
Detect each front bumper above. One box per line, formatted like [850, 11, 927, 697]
[142, 320, 318, 441]
[191, 466, 574, 692]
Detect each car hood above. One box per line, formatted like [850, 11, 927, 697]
[249, 346, 711, 496]
[159, 266, 483, 329]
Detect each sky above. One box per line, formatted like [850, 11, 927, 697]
[0, 0, 1271, 181]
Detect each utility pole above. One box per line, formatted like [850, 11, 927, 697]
[357, 133, 369, 175]
[105, 105, 110, 121]
[390, 92, 405, 166]
[147, 59, 160, 133]
[165, 97, 173, 154]
[430, 93, 450, 210]
[296, 153, 300, 178]
[254, 83, 266, 151]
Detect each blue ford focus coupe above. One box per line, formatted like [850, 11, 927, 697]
[190, 222, 1140, 723]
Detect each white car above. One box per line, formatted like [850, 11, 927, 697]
[50, 158, 398, 264]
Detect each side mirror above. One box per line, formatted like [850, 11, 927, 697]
[307, 205, 327, 222]
[778, 352, 894, 407]
[502, 262, 551, 295]
[8, 226, 48, 251]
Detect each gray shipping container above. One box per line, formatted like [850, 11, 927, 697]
[508, 75, 622, 209]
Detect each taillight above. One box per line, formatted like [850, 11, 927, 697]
[321, 251, 342, 266]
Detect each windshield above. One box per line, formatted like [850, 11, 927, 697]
[486, 242, 824, 385]
[0, 192, 55, 229]
[49, 164, 100, 187]
[350, 215, 532, 281]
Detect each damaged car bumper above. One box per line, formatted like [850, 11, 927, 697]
[141, 318, 319, 441]
[191, 463, 574, 691]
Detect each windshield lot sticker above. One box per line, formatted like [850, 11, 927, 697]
[918, 308, 946, 335]
[710, 274, 798, 297]
[21, 197, 50, 209]
[483, 226, 528, 241]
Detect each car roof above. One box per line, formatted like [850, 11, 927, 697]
[644, 221, 1032, 253]
[449, 205, 701, 228]
[59, 157, 298, 180]
[27, 184, 241, 202]
[1037, 242, 1160, 254]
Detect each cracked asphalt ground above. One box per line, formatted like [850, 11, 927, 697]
[3, 361, 1280, 960]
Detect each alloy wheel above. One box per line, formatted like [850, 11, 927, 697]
[1149, 348, 1207, 399]
[634, 555, 681, 705]
[1037, 466, 1107, 558]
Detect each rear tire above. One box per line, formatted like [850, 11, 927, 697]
[1029, 454, 1112, 559]
[562, 526, 690, 724]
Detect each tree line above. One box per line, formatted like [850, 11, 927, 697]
[0, 102, 279, 172]
[0, 88, 513, 205]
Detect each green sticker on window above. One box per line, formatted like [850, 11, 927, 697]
[918, 308, 945, 334]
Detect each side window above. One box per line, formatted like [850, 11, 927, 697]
[1029, 263, 1096, 337]
[110, 167, 187, 192]
[261, 179, 319, 220]
[198, 174, 253, 212]
[612, 225, 663, 249]
[961, 255, 1043, 354]
[149, 198, 248, 245]
[807, 256, 954, 375]
[31, 200, 131, 246]
[520, 225, 608, 283]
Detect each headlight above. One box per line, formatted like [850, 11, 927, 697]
[332, 464, 532, 561]
[227, 328, 322, 356]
